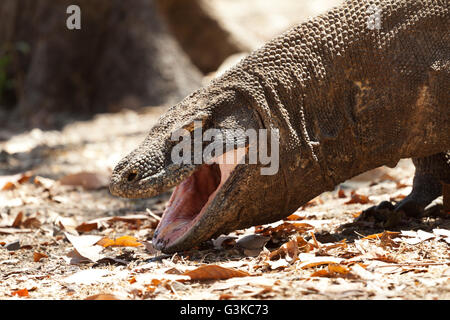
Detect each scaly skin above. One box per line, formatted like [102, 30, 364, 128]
[110, 0, 450, 253]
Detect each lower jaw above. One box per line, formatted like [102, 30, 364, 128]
[153, 150, 244, 251]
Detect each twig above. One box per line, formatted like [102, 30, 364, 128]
[146, 208, 161, 221]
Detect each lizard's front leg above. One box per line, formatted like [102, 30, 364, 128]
[366, 152, 450, 218]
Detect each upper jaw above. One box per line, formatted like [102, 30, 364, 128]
[109, 163, 199, 199]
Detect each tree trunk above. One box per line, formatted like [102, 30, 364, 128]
[156, 0, 247, 74]
[0, 0, 202, 127]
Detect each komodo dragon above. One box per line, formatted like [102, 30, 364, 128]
[110, 0, 449, 253]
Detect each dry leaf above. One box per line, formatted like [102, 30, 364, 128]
[183, 265, 250, 281]
[96, 237, 116, 247]
[362, 231, 400, 240]
[97, 236, 142, 248]
[311, 264, 350, 278]
[12, 212, 23, 228]
[2, 181, 15, 191]
[285, 214, 303, 221]
[269, 239, 299, 263]
[1, 172, 32, 191]
[64, 232, 104, 263]
[320, 240, 347, 252]
[345, 191, 371, 205]
[11, 288, 29, 297]
[328, 263, 350, 274]
[372, 254, 398, 263]
[33, 251, 48, 262]
[352, 211, 362, 218]
[75, 222, 98, 233]
[338, 189, 347, 198]
[59, 172, 109, 190]
[23, 217, 41, 229]
[114, 236, 142, 247]
[310, 269, 330, 277]
[219, 293, 234, 300]
[379, 232, 400, 248]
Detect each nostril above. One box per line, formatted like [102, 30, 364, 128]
[126, 170, 138, 182]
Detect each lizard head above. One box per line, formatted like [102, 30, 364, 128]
[110, 87, 287, 253]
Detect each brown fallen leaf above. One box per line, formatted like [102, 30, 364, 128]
[2, 181, 15, 191]
[97, 236, 142, 248]
[11, 212, 23, 228]
[320, 240, 347, 252]
[310, 269, 330, 277]
[22, 217, 41, 229]
[59, 172, 109, 190]
[372, 254, 398, 263]
[1, 172, 32, 191]
[33, 251, 48, 262]
[379, 231, 400, 248]
[338, 189, 347, 198]
[352, 211, 363, 218]
[285, 214, 304, 221]
[183, 265, 250, 281]
[96, 238, 115, 247]
[11, 288, 29, 297]
[328, 263, 350, 274]
[362, 231, 400, 240]
[345, 191, 371, 205]
[311, 263, 350, 278]
[75, 222, 98, 233]
[269, 238, 299, 263]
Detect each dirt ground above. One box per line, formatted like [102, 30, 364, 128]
[0, 107, 449, 300]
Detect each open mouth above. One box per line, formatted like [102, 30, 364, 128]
[153, 149, 243, 250]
